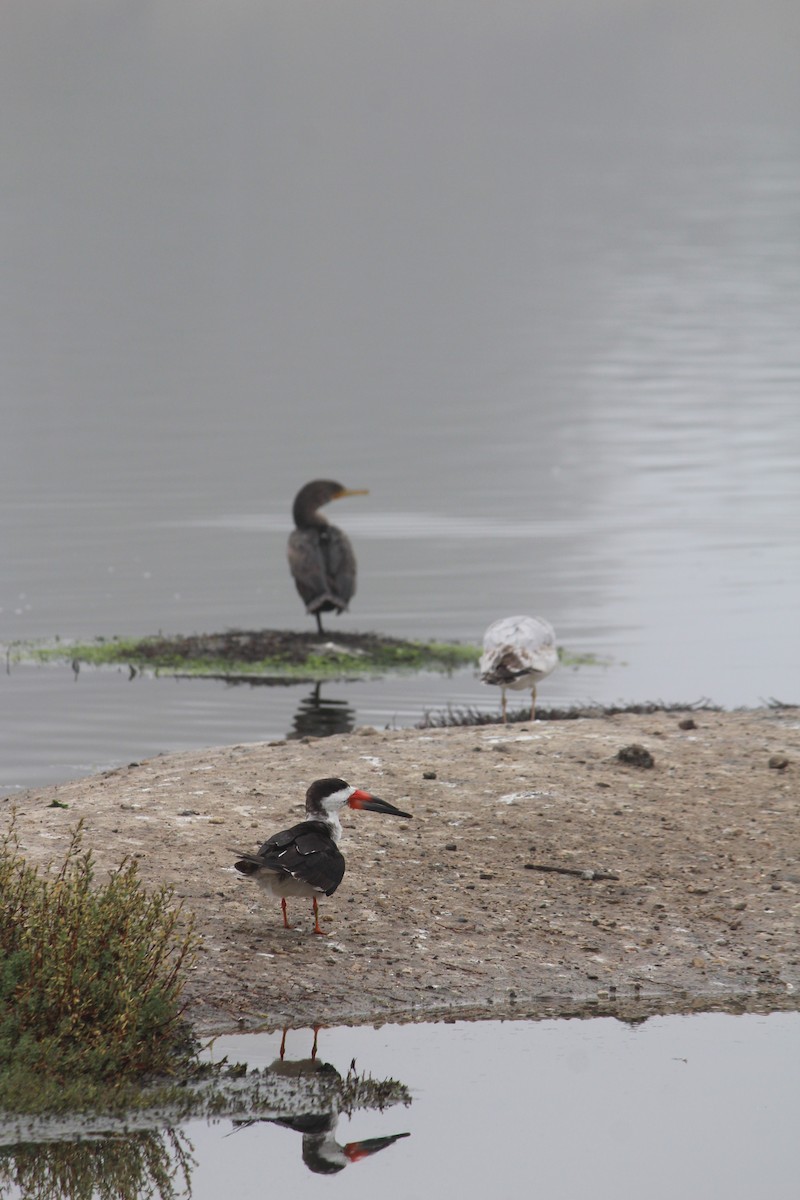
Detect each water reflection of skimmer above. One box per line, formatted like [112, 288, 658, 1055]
[230, 1028, 410, 1176]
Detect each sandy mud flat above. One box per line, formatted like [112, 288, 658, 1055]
[4, 708, 798, 1032]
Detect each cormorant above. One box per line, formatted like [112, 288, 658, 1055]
[287, 480, 368, 634]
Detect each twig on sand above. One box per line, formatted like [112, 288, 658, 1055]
[524, 863, 620, 882]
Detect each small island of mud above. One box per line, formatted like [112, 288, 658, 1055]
[13, 628, 479, 681]
[4, 707, 798, 1033]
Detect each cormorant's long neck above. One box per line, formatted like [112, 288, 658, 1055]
[293, 497, 328, 529]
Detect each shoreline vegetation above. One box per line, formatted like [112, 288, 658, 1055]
[0, 818, 198, 1116]
[4, 628, 605, 682]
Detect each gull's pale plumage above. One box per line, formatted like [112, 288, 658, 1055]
[480, 615, 558, 722]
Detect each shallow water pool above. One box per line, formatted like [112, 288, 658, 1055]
[2, 1012, 797, 1199]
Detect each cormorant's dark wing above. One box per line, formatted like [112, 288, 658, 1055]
[235, 820, 346, 896]
[319, 525, 357, 607]
[287, 525, 356, 613]
[287, 528, 331, 610]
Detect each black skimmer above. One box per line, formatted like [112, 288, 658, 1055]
[287, 480, 368, 635]
[480, 614, 558, 721]
[233, 777, 412, 934]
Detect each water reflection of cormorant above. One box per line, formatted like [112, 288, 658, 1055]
[287, 480, 368, 634]
[233, 1029, 410, 1176]
[480, 614, 558, 721]
[288, 682, 355, 740]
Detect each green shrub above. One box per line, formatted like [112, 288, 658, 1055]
[0, 817, 197, 1099]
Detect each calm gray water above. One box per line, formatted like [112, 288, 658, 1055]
[2, 1014, 798, 1199]
[2, 0, 800, 794]
[191, 1015, 799, 1200]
